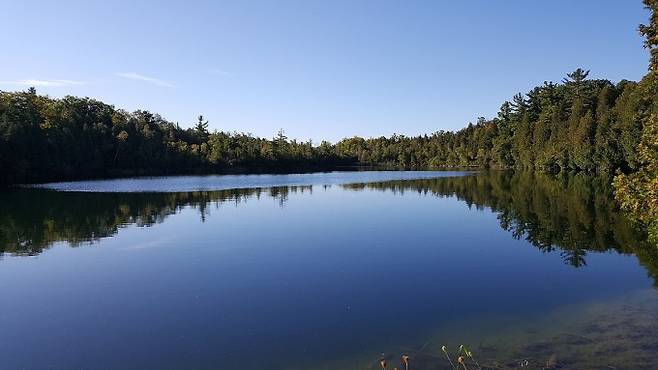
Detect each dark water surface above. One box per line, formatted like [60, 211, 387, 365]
[1, 171, 657, 370]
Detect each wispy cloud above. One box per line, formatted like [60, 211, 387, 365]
[208, 68, 232, 77]
[0, 79, 85, 87]
[115, 72, 173, 87]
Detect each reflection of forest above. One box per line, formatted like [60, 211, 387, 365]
[0, 185, 312, 256]
[1, 171, 656, 284]
[344, 171, 658, 284]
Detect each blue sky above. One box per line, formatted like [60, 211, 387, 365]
[0, 0, 650, 142]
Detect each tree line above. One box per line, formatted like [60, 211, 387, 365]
[336, 69, 651, 172]
[0, 67, 651, 182]
[0, 92, 346, 184]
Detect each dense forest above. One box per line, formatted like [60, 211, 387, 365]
[1, 1, 657, 239]
[0, 96, 347, 184]
[335, 70, 653, 172]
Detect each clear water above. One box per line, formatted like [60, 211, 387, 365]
[1, 171, 656, 369]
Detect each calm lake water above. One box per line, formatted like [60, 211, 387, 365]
[1, 171, 657, 369]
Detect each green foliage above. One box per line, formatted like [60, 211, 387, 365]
[0, 93, 345, 184]
[615, 113, 658, 244]
[331, 72, 641, 173]
[614, 1, 658, 246]
[194, 114, 209, 141]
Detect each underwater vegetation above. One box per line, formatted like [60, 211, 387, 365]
[373, 297, 658, 369]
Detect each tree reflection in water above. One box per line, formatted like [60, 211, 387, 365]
[1, 171, 655, 284]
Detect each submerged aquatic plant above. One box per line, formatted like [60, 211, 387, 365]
[457, 356, 468, 370]
[377, 344, 483, 370]
[459, 345, 481, 369]
[401, 354, 410, 370]
[439, 345, 481, 370]
[441, 345, 456, 369]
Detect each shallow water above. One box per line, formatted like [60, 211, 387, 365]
[1, 170, 656, 369]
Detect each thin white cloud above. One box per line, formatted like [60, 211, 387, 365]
[208, 68, 232, 77]
[0, 79, 85, 87]
[115, 72, 173, 87]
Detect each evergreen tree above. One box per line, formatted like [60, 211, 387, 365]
[195, 115, 209, 141]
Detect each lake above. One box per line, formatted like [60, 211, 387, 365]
[1, 170, 656, 369]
